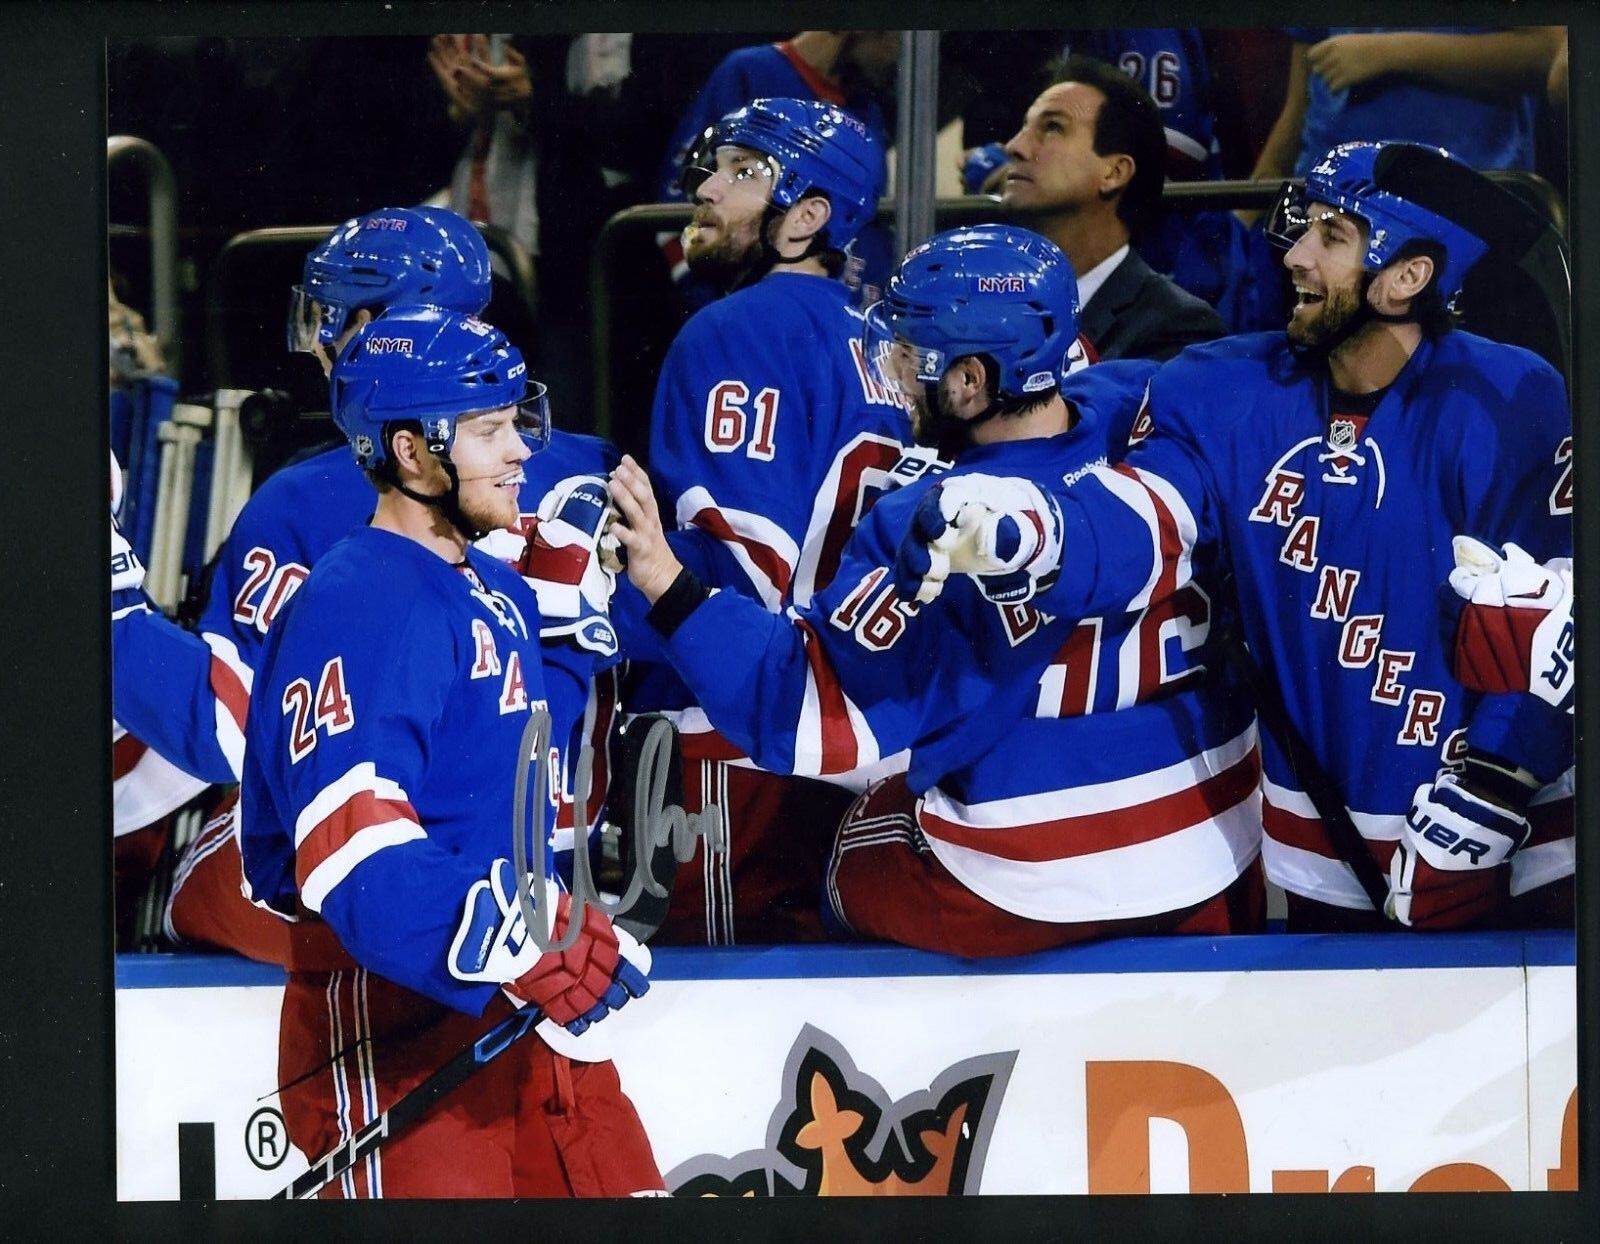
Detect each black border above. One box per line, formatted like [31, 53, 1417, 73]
[0, 0, 1593, 1236]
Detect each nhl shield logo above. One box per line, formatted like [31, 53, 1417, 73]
[1327, 418, 1358, 453]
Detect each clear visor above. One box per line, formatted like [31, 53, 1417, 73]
[285, 285, 344, 353]
[679, 141, 780, 200]
[1263, 182, 1312, 250]
[1264, 184, 1358, 253]
[861, 302, 944, 400]
[676, 125, 719, 198]
[513, 382, 552, 454]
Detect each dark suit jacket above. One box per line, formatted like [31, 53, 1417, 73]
[1079, 247, 1227, 363]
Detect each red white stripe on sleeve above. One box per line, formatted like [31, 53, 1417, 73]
[1262, 767, 1576, 910]
[918, 726, 1261, 922]
[1089, 463, 1199, 610]
[111, 722, 210, 837]
[202, 632, 253, 781]
[790, 614, 885, 778]
[676, 486, 799, 611]
[294, 762, 426, 912]
[1258, 778, 1401, 911]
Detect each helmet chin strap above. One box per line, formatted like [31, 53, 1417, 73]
[716, 201, 830, 293]
[916, 384, 1010, 459]
[389, 432, 492, 543]
[1291, 271, 1418, 363]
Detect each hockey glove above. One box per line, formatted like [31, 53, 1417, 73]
[449, 859, 650, 1034]
[1385, 772, 1530, 929]
[961, 142, 1009, 194]
[1449, 537, 1574, 712]
[518, 475, 621, 655]
[893, 474, 1063, 606]
[111, 515, 147, 595]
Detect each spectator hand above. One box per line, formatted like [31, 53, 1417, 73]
[1385, 772, 1529, 929]
[429, 34, 487, 120]
[430, 35, 531, 120]
[1306, 33, 1395, 93]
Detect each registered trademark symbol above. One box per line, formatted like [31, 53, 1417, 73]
[245, 1106, 288, 1170]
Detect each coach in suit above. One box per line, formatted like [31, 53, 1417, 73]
[1000, 55, 1225, 362]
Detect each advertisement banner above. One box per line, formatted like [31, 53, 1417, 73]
[115, 933, 1576, 1199]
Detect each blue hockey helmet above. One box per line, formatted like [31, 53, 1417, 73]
[1266, 142, 1491, 305]
[288, 206, 493, 354]
[330, 307, 548, 471]
[681, 97, 882, 251]
[863, 224, 1081, 404]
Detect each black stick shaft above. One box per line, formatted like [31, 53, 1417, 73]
[273, 1006, 543, 1200]
[1224, 636, 1393, 914]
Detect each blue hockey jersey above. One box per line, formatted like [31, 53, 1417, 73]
[240, 528, 550, 1014]
[186, 431, 620, 828]
[1062, 29, 1220, 179]
[657, 361, 1259, 921]
[1040, 331, 1573, 908]
[633, 272, 920, 766]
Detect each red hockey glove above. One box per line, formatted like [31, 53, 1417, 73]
[1449, 537, 1574, 711]
[449, 859, 649, 1034]
[1385, 773, 1530, 929]
[517, 475, 619, 618]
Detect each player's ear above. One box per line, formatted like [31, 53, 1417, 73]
[1372, 251, 1437, 315]
[780, 193, 833, 252]
[947, 354, 990, 416]
[388, 426, 426, 478]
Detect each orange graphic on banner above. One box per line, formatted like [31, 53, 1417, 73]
[1086, 1060, 1249, 1193]
[1547, 1089, 1578, 1192]
[792, 1072, 969, 1196]
[1088, 1060, 1574, 1193]
[667, 1024, 1016, 1197]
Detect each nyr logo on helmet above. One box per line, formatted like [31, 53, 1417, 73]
[366, 337, 414, 355]
[363, 216, 409, 232]
[976, 275, 1026, 294]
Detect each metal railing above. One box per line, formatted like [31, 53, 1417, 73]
[588, 171, 1568, 438]
[108, 136, 181, 369]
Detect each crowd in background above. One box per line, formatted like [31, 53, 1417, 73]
[107, 28, 1569, 421]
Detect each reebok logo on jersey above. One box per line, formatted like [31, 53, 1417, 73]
[1061, 455, 1108, 488]
[1509, 582, 1551, 602]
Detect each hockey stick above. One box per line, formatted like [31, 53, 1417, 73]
[273, 716, 683, 1200]
[1220, 629, 1393, 915]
